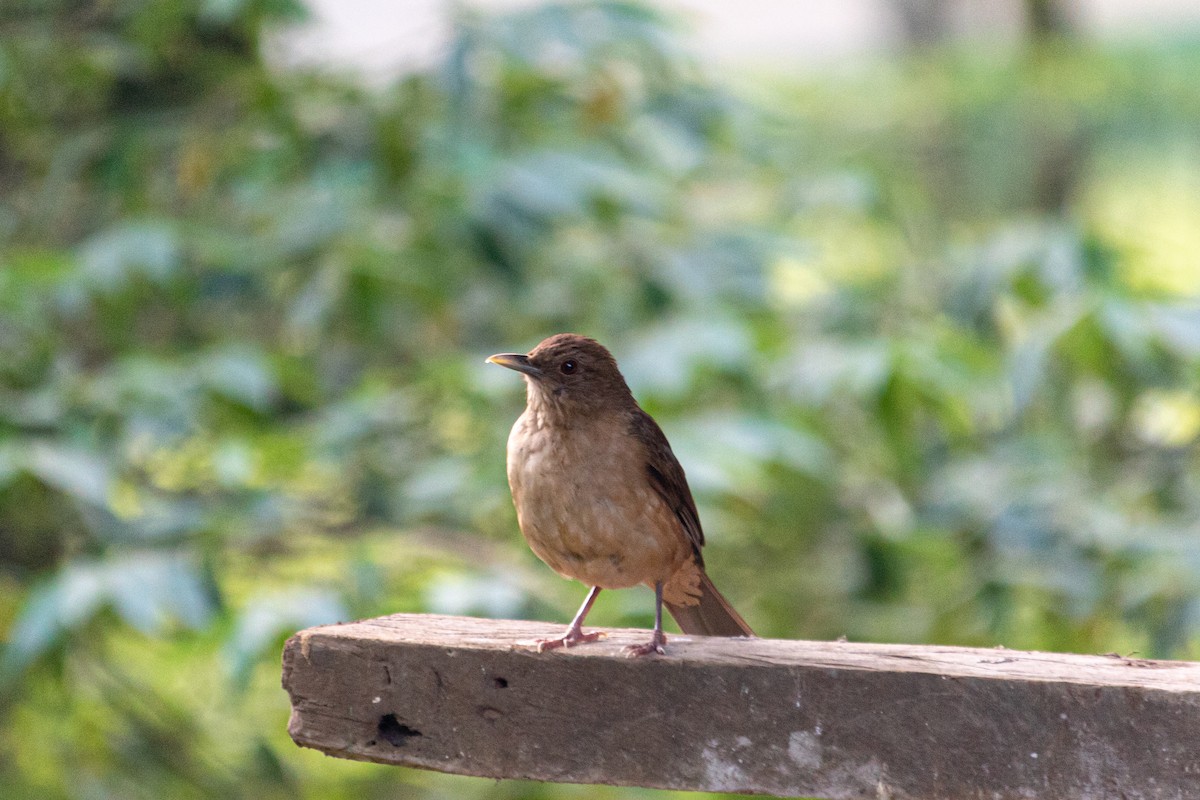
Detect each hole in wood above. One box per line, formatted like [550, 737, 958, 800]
[377, 714, 422, 746]
[493, 677, 508, 689]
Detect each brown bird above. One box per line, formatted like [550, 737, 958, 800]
[488, 333, 754, 656]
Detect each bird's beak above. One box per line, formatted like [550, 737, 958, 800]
[486, 353, 543, 377]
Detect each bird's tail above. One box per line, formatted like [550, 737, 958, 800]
[665, 569, 755, 637]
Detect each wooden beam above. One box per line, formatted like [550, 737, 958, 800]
[282, 614, 1200, 799]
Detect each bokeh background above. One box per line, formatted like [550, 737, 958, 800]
[2, 0, 1199, 797]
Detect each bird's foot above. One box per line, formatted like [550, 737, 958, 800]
[534, 626, 603, 653]
[623, 630, 667, 658]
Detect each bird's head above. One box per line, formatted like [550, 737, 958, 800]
[487, 333, 634, 417]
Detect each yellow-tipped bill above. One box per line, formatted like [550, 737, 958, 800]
[486, 352, 543, 377]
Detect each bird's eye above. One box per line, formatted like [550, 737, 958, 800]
[560, 359, 577, 374]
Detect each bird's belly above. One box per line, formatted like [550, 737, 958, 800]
[509, 430, 689, 589]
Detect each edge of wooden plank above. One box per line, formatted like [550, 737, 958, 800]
[292, 613, 1200, 692]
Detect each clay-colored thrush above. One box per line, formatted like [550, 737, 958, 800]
[488, 333, 754, 656]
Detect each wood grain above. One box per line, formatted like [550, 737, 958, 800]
[282, 613, 1200, 799]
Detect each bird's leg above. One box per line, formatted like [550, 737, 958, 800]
[536, 586, 604, 652]
[623, 581, 667, 657]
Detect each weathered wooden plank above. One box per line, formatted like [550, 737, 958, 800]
[282, 613, 1200, 799]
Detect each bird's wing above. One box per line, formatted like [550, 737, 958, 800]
[628, 408, 705, 557]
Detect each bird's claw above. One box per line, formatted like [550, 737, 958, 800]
[534, 628, 604, 653]
[622, 632, 667, 657]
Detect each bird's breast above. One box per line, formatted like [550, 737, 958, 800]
[506, 412, 690, 589]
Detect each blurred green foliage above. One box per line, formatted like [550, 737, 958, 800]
[2, 0, 1199, 797]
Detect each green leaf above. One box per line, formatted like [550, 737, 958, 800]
[77, 221, 181, 291]
[0, 551, 217, 687]
[26, 443, 111, 507]
[0, 566, 104, 686]
[225, 589, 348, 690]
[108, 551, 217, 633]
[199, 346, 278, 411]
